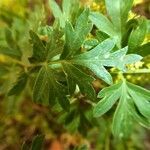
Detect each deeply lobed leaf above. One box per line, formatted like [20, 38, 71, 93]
[61, 8, 93, 59]
[72, 39, 142, 84]
[62, 63, 95, 99]
[94, 80, 150, 138]
[33, 66, 70, 111]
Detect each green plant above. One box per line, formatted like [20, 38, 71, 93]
[22, 135, 44, 150]
[0, 0, 150, 145]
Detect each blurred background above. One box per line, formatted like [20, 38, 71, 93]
[0, 0, 150, 150]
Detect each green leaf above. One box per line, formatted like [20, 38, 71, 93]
[105, 0, 133, 33]
[147, 19, 150, 33]
[83, 39, 99, 50]
[94, 82, 122, 117]
[0, 46, 22, 60]
[5, 28, 21, 50]
[93, 91, 120, 117]
[72, 39, 115, 84]
[46, 28, 64, 60]
[3, 28, 22, 60]
[112, 98, 133, 139]
[49, 0, 62, 18]
[136, 42, 150, 57]
[62, 0, 72, 20]
[61, 8, 92, 58]
[94, 80, 150, 138]
[65, 109, 77, 125]
[127, 85, 150, 119]
[72, 39, 142, 84]
[33, 67, 47, 104]
[90, 1, 135, 48]
[29, 30, 48, 63]
[8, 73, 28, 96]
[5, 28, 15, 48]
[126, 99, 150, 128]
[62, 63, 95, 99]
[128, 18, 147, 52]
[89, 12, 115, 37]
[111, 81, 133, 138]
[31, 135, 44, 150]
[98, 81, 122, 98]
[49, 0, 64, 27]
[49, 0, 77, 28]
[122, 18, 138, 47]
[96, 31, 109, 43]
[123, 54, 143, 65]
[127, 82, 150, 98]
[33, 66, 70, 111]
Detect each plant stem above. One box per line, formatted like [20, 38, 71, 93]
[8, 56, 150, 75]
[112, 69, 150, 74]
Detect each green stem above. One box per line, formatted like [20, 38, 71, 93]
[112, 69, 150, 74]
[8, 56, 150, 75]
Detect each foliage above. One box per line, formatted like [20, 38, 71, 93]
[22, 135, 44, 150]
[94, 80, 150, 138]
[0, 0, 150, 149]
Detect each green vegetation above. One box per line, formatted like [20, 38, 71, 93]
[0, 0, 150, 149]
